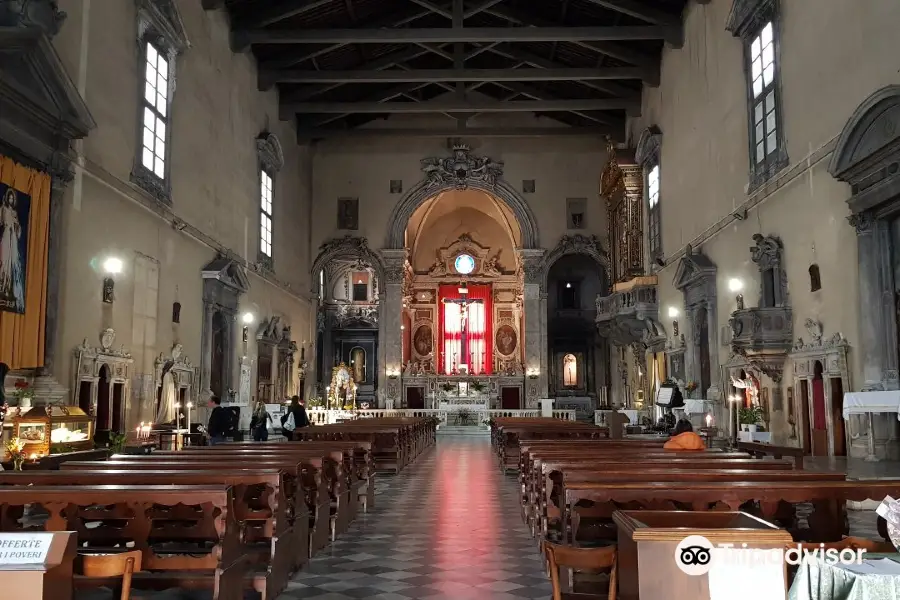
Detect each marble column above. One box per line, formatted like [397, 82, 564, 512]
[40, 171, 70, 377]
[380, 249, 407, 408]
[852, 212, 886, 390]
[520, 249, 546, 408]
[200, 303, 215, 399]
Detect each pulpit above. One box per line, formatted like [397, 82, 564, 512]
[613, 510, 791, 600]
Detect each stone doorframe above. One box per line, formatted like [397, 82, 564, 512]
[672, 245, 721, 401]
[790, 321, 852, 458]
[829, 85, 900, 392]
[382, 145, 546, 406]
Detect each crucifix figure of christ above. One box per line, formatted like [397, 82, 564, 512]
[443, 296, 482, 374]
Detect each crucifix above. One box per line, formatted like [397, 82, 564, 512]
[442, 292, 482, 374]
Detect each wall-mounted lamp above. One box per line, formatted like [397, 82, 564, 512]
[101, 257, 123, 304]
[526, 367, 540, 380]
[242, 312, 254, 343]
[565, 282, 572, 289]
[387, 368, 401, 380]
[672, 320, 679, 337]
[667, 306, 679, 318]
[728, 278, 743, 292]
[736, 293, 745, 310]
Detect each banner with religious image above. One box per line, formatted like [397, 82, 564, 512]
[0, 182, 30, 314]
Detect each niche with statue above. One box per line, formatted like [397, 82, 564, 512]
[73, 328, 134, 441]
[153, 343, 198, 426]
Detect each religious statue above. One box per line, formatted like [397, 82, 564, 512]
[428, 252, 447, 276]
[156, 360, 178, 424]
[731, 374, 759, 407]
[483, 254, 502, 277]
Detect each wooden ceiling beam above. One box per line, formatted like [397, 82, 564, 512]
[283, 98, 639, 114]
[296, 126, 619, 140]
[262, 67, 653, 86]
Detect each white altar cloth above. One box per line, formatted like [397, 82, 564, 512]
[842, 391, 900, 420]
[683, 399, 712, 415]
[440, 402, 488, 412]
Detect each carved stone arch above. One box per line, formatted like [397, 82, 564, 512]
[541, 234, 610, 290]
[385, 146, 540, 249]
[310, 235, 386, 295]
[829, 85, 900, 210]
[635, 125, 662, 167]
[256, 132, 284, 173]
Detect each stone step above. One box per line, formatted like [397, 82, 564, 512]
[437, 425, 490, 436]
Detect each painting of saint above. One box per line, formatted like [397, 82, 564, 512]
[413, 325, 433, 356]
[337, 197, 359, 230]
[0, 184, 29, 314]
[495, 325, 517, 356]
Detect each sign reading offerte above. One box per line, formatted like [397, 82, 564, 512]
[0, 533, 54, 566]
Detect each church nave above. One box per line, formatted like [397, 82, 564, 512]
[278, 436, 550, 600]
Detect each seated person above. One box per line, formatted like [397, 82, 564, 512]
[663, 419, 706, 451]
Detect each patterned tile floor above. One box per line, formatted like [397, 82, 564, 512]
[277, 435, 551, 600]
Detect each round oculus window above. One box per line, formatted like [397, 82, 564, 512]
[454, 254, 475, 275]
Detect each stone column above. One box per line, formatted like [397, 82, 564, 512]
[852, 212, 886, 389]
[200, 303, 214, 399]
[380, 249, 407, 408]
[520, 249, 546, 408]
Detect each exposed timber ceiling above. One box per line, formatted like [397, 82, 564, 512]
[204, 0, 691, 141]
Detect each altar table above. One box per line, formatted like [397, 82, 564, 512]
[843, 391, 900, 420]
[789, 554, 900, 600]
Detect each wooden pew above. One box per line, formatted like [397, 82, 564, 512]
[0, 485, 249, 600]
[738, 441, 805, 469]
[65, 455, 333, 556]
[0, 469, 297, 599]
[204, 441, 377, 513]
[562, 480, 900, 545]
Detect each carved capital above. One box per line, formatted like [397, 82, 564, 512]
[256, 132, 284, 173]
[848, 211, 875, 234]
[0, 0, 67, 37]
[381, 249, 408, 284]
[518, 249, 545, 287]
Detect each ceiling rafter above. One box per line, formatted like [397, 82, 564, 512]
[243, 0, 335, 29]
[233, 26, 682, 48]
[263, 67, 652, 85]
[283, 98, 640, 114]
[581, 0, 681, 26]
[296, 127, 615, 140]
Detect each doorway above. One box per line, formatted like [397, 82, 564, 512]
[406, 386, 425, 410]
[97, 365, 111, 430]
[811, 361, 828, 456]
[501, 386, 521, 410]
[696, 307, 710, 395]
[830, 376, 846, 456]
[112, 382, 125, 432]
[799, 379, 812, 454]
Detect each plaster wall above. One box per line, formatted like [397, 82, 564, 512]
[311, 132, 609, 254]
[49, 1, 314, 425]
[630, 0, 900, 445]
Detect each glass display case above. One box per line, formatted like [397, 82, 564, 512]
[5, 405, 94, 459]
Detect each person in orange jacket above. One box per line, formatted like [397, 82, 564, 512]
[664, 419, 707, 451]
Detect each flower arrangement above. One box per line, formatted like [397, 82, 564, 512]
[738, 405, 764, 425]
[5, 437, 25, 471]
[469, 380, 486, 393]
[441, 382, 455, 393]
[12, 380, 32, 403]
[684, 381, 698, 394]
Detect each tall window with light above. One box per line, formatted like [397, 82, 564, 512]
[141, 43, 169, 182]
[259, 170, 274, 268]
[647, 164, 661, 258]
[728, 1, 788, 189]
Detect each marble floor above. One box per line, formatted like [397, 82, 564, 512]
[277, 436, 551, 600]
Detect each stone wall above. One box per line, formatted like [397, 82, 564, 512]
[628, 0, 900, 452]
[50, 0, 314, 426]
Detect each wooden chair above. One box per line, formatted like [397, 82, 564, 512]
[78, 550, 143, 600]
[543, 540, 617, 600]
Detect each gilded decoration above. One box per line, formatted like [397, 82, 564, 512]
[600, 138, 644, 283]
[425, 233, 500, 278]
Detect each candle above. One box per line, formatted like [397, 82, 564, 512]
[174, 403, 182, 431]
[186, 402, 193, 430]
[705, 414, 712, 428]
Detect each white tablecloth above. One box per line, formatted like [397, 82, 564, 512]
[842, 391, 900, 420]
[683, 399, 712, 415]
[738, 431, 772, 443]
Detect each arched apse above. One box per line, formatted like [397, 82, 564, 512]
[309, 235, 386, 296]
[406, 189, 521, 273]
[541, 234, 610, 292]
[385, 145, 540, 249]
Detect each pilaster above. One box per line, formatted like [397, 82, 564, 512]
[519, 248, 547, 407]
[851, 212, 887, 390]
[380, 249, 407, 407]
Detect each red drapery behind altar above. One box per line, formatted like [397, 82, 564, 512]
[438, 284, 492, 375]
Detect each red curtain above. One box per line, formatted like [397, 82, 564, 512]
[437, 284, 493, 375]
[465, 284, 492, 374]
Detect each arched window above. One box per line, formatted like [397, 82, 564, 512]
[809, 264, 821, 292]
[563, 354, 577, 387]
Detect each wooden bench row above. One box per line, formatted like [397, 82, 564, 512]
[0, 417, 436, 600]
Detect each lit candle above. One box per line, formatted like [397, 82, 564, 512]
[705, 414, 712, 428]
[186, 402, 193, 429]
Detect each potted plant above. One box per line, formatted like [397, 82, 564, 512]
[738, 406, 763, 433]
[470, 380, 486, 393]
[5, 437, 25, 470]
[441, 382, 455, 394]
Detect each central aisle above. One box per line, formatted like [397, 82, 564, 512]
[279, 435, 551, 599]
